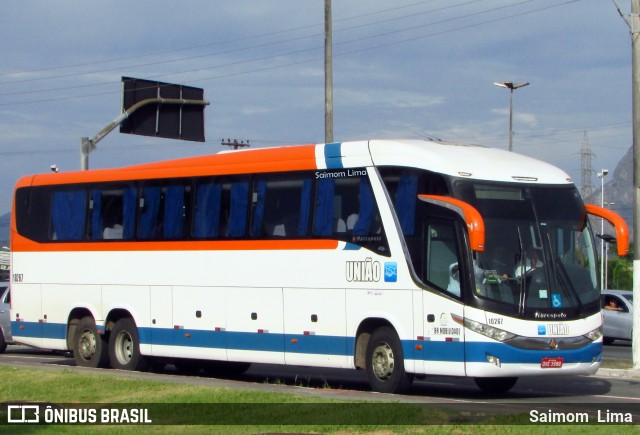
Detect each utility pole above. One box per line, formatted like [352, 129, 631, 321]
[580, 131, 596, 199]
[325, 0, 334, 144]
[631, 0, 640, 370]
[221, 139, 250, 150]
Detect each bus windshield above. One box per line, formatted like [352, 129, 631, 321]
[455, 182, 599, 319]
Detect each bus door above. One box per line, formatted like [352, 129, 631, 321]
[418, 217, 466, 376]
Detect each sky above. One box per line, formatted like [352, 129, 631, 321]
[0, 0, 633, 222]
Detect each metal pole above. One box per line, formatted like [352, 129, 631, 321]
[631, 0, 640, 370]
[79, 97, 209, 170]
[324, 0, 333, 144]
[601, 172, 605, 288]
[494, 82, 528, 152]
[508, 89, 514, 152]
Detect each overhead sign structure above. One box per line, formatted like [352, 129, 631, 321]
[120, 77, 207, 142]
[80, 77, 209, 170]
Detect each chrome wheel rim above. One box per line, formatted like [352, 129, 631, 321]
[114, 331, 134, 365]
[78, 329, 96, 361]
[371, 342, 395, 380]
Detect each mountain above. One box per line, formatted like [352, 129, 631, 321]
[585, 146, 633, 243]
[0, 212, 8, 248]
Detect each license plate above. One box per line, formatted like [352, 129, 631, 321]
[541, 357, 563, 368]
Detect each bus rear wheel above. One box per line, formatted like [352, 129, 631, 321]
[109, 318, 149, 371]
[73, 316, 108, 368]
[365, 327, 413, 394]
[474, 376, 518, 394]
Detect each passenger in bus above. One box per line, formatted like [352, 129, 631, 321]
[513, 247, 544, 278]
[102, 204, 124, 239]
[103, 224, 123, 239]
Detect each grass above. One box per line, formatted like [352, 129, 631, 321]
[601, 357, 633, 370]
[0, 366, 636, 434]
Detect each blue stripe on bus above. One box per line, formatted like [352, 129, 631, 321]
[11, 321, 66, 340]
[142, 328, 353, 356]
[324, 142, 343, 169]
[13, 321, 600, 364]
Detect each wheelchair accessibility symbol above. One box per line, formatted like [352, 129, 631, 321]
[551, 293, 563, 308]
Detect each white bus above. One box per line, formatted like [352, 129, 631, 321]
[9, 139, 629, 394]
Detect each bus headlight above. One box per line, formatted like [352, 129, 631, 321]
[584, 326, 603, 342]
[452, 314, 515, 342]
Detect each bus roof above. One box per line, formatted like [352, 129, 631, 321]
[15, 139, 572, 188]
[369, 140, 573, 184]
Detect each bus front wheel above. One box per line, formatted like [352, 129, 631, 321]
[73, 316, 109, 368]
[365, 327, 413, 394]
[109, 318, 149, 371]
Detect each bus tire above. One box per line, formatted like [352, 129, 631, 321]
[365, 327, 413, 394]
[73, 316, 109, 368]
[109, 318, 149, 371]
[474, 376, 518, 394]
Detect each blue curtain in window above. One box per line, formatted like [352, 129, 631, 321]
[138, 186, 161, 239]
[297, 177, 312, 236]
[51, 190, 86, 241]
[353, 177, 374, 236]
[123, 187, 137, 240]
[227, 180, 249, 237]
[193, 182, 222, 238]
[314, 178, 334, 236]
[251, 180, 267, 236]
[163, 185, 185, 239]
[90, 190, 102, 240]
[396, 174, 418, 236]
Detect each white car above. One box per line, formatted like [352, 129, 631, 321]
[601, 289, 633, 345]
[0, 284, 13, 353]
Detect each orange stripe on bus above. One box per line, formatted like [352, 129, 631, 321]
[11, 234, 340, 253]
[15, 145, 318, 187]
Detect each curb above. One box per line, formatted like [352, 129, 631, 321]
[597, 368, 640, 379]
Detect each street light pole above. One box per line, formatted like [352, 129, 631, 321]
[494, 81, 529, 152]
[597, 169, 609, 289]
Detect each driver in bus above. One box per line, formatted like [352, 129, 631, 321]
[513, 247, 544, 278]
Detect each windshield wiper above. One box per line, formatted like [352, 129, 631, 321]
[516, 226, 526, 315]
[545, 233, 582, 311]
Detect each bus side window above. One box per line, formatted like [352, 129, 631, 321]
[50, 190, 87, 241]
[163, 184, 188, 239]
[138, 186, 161, 240]
[312, 171, 389, 255]
[226, 178, 250, 238]
[251, 174, 312, 238]
[192, 180, 222, 238]
[424, 220, 462, 298]
[90, 187, 136, 240]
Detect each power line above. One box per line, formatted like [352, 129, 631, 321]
[0, 0, 463, 82]
[0, 0, 580, 105]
